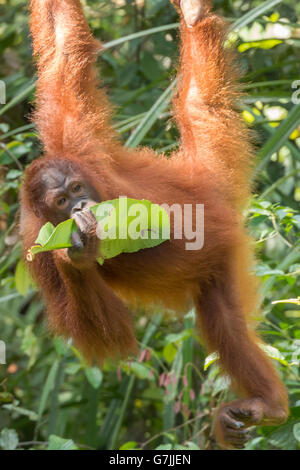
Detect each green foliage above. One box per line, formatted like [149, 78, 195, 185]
[0, 0, 299, 451]
[0, 428, 19, 450]
[46, 435, 78, 451]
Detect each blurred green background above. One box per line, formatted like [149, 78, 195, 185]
[0, 0, 300, 451]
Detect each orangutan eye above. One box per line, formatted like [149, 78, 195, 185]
[72, 183, 82, 193]
[56, 196, 68, 208]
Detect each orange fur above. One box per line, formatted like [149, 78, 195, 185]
[20, 0, 288, 447]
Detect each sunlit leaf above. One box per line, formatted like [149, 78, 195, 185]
[204, 352, 219, 371]
[0, 429, 19, 450]
[85, 367, 103, 389]
[15, 259, 33, 296]
[204, 343, 288, 370]
[47, 435, 78, 451]
[239, 39, 282, 52]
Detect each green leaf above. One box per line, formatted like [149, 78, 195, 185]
[259, 344, 288, 366]
[255, 266, 285, 277]
[38, 360, 59, 418]
[35, 222, 56, 245]
[238, 39, 282, 52]
[268, 422, 298, 450]
[165, 329, 193, 345]
[53, 337, 69, 356]
[85, 367, 103, 389]
[183, 441, 201, 450]
[163, 343, 177, 364]
[155, 444, 173, 450]
[6, 169, 22, 180]
[65, 363, 82, 375]
[21, 325, 39, 369]
[119, 441, 138, 450]
[204, 344, 288, 371]
[0, 429, 19, 450]
[15, 259, 33, 296]
[204, 352, 220, 371]
[293, 423, 300, 442]
[47, 435, 78, 450]
[125, 362, 154, 381]
[29, 219, 75, 259]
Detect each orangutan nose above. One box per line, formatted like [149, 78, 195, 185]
[71, 200, 87, 214]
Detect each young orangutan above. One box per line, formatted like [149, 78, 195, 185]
[20, 0, 288, 448]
